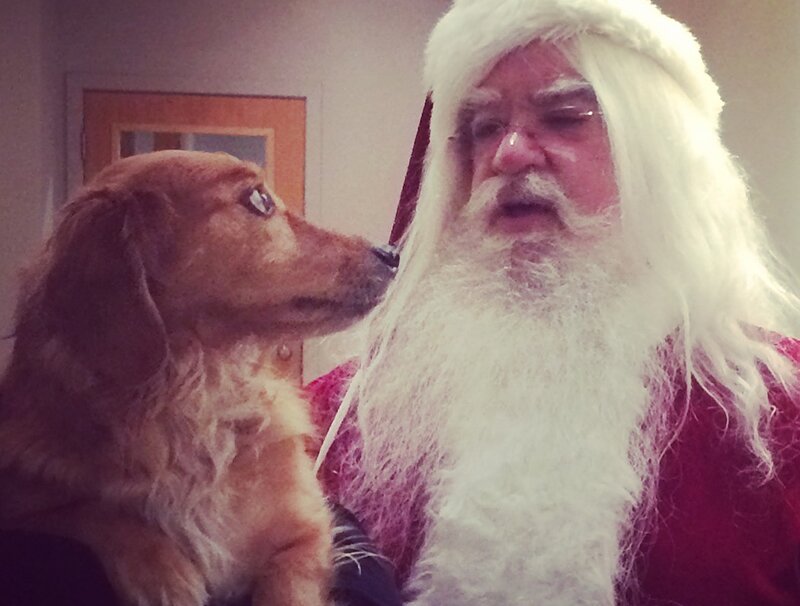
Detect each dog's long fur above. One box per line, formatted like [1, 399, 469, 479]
[0, 150, 394, 606]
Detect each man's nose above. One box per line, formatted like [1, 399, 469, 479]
[491, 129, 547, 175]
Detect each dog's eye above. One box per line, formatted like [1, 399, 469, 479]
[248, 190, 276, 217]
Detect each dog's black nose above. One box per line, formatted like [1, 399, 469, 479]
[372, 244, 400, 270]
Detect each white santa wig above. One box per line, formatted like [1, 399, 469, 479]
[324, 0, 799, 475]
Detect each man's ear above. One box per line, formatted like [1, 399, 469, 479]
[43, 189, 175, 387]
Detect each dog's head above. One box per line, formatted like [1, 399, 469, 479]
[20, 150, 396, 387]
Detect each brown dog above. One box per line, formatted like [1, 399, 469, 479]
[0, 150, 396, 605]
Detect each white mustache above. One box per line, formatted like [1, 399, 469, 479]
[463, 173, 608, 236]
[465, 173, 569, 217]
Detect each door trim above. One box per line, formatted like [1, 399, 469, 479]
[66, 72, 323, 222]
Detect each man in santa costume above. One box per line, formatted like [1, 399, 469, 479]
[310, 0, 800, 604]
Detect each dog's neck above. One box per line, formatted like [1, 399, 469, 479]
[0, 330, 280, 486]
[5, 321, 278, 395]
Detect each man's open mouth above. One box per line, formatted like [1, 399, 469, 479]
[491, 196, 560, 233]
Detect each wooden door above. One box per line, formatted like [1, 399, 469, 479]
[82, 90, 306, 383]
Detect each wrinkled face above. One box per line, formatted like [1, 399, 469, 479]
[457, 40, 618, 238]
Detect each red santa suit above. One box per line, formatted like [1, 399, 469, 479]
[308, 339, 800, 605]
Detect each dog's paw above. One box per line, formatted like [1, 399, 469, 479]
[251, 535, 331, 606]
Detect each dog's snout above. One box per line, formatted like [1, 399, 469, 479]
[372, 244, 400, 270]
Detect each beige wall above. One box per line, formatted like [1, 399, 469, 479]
[57, 0, 449, 243]
[0, 0, 61, 368]
[658, 0, 800, 272]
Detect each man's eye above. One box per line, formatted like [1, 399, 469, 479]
[248, 189, 276, 217]
[470, 118, 505, 141]
[542, 108, 597, 130]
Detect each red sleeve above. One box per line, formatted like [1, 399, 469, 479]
[304, 362, 360, 502]
[306, 362, 357, 441]
[305, 363, 423, 585]
[642, 338, 800, 605]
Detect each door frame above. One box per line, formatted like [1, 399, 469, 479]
[66, 72, 323, 222]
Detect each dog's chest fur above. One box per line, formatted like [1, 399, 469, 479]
[3, 339, 314, 598]
[124, 342, 313, 586]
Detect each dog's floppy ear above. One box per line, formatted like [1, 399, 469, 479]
[44, 189, 174, 387]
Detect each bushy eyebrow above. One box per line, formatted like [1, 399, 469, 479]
[460, 87, 502, 113]
[532, 78, 597, 106]
[454, 78, 598, 142]
[459, 78, 596, 119]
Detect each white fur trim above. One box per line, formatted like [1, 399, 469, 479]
[425, 0, 721, 141]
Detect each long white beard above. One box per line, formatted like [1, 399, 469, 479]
[347, 181, 680, 604]
[403, 285, 669, 605]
